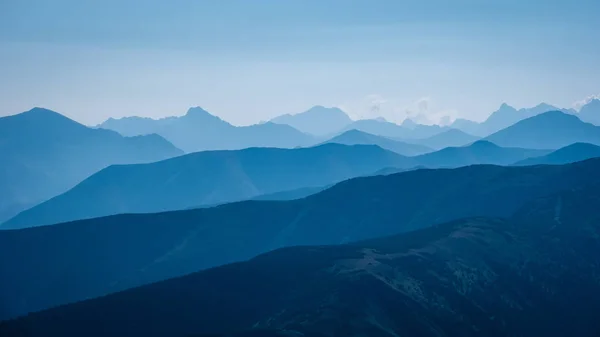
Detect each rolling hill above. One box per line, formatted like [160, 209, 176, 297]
[2, 159, 600, 320]
[3, 182, 600, 337]
[484, 111, 600, 149]
[413, 140, 549, 168]
[0, 108, 183, 223]
[3, 144, 413, 229]
[323, 129, 433, 156]
[99, 107, 315, 152]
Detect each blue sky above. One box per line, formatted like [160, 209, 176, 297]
[1, 0, 599, 125]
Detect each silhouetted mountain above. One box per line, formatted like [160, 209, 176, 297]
[2, 159, 600, 320]
[3, 144, 412, 229]
[410, 128, 479, 150]
[342, 119, 447, 140]
[578, 99, 600, 125]
[99, 107, 315, 152]
[485, 111, 600, 149]
[451, 103, 574, 137]
[413, 140, 549, 168]
[450, 118, 483, 136]
[323, 129, 433, 156]
[4, 182, 600, 337]
[515, 142, 600, 166]
[0, 108, 182, 223]
[270, 106, 352, 136]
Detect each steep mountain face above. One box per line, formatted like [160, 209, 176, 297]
[270, 106, 353, 136]
[485, 111, 600, 149]
[3, 144, 412, 229]
[4, 183, 600, 337]
[99, 107, 315, 153]
[2, 159, 600, 320]
[0, 108, 183, 223]
[413, 140, 549, 168]
[410, 128, 479, 150]
[578, 99, 600, 125]
[515, 143, 600, 166]
[323, 129, 433, 156]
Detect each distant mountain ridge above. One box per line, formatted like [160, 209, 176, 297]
[451, 102, 577, 136]
[413, 140, 549, 168]
[484, 110, 600, 149]
[3, 144, 413, 229]
[515, 142, 600, 166]
[99, 107, 315, 152]
[323, 129, 433, 156]
[0, 107, 182, 223]
[270, 106, 353, 136]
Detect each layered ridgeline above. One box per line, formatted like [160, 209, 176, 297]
[270, 106, 353, 137]
[450, 103, 576, 136]
[339, 118, 450, 139]
[323, 129, 433, 156]
[3, 181, 600, 336]
[98, 107, 315, 152]
[4, 139, 556, 229]
[515, 143, 600, 166]
[408, 128, 480, 150]
[484, 111, 600, 149]
[2, 159, 600, 320]
[413, 140, 550, 168]
[0, 108, 183, 223]
[3, 144, 414, 229]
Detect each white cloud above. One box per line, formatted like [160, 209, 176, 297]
[573, 94, 600, 111]
[339, 95, 459, 126]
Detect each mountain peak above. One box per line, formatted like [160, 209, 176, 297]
[498, 103, 517, 111]
[401, 118, 417, 128]
[468, 140, 500, 149]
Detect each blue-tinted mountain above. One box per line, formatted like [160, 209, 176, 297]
[450, 118, 483, 136]
[515, 142, 600, 166]
[0, 108, 182, 223]
[578, 99, 600, 126]
[341, 119, 448, 140]
[270, 106, 353, 136]
[413, 140, 549, 168]
[4, 182, 600, 337]
[410, 128, 479, 149]
[323, 129, 433, 156]
[484, 110, 600, 149]
[451, 103, 575, 137]
[2, 159, 600, 320]
[99, 107, 315, 152]
[3, 144, 412, 229]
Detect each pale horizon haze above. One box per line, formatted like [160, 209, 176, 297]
[1, 0, 599, 126]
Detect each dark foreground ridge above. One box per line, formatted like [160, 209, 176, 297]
[3, 183, 600, 337]
[2, 159, 600, 321]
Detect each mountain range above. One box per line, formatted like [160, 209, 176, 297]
[451, 103, 577, 136]
[413, 140, 549, 168]
[514, 142, 600, 166]
[2, 159, 600, 320]
[0, 108, 182, 223]
[323, 129, 433, 156]
[406, 128, 480, 149]
[2, 144, 412, 229]
[270, 106, 352, 136]
[99, 107, 315, 152]
[2, 173, 600, 336]
[484, 110, 600, 149]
